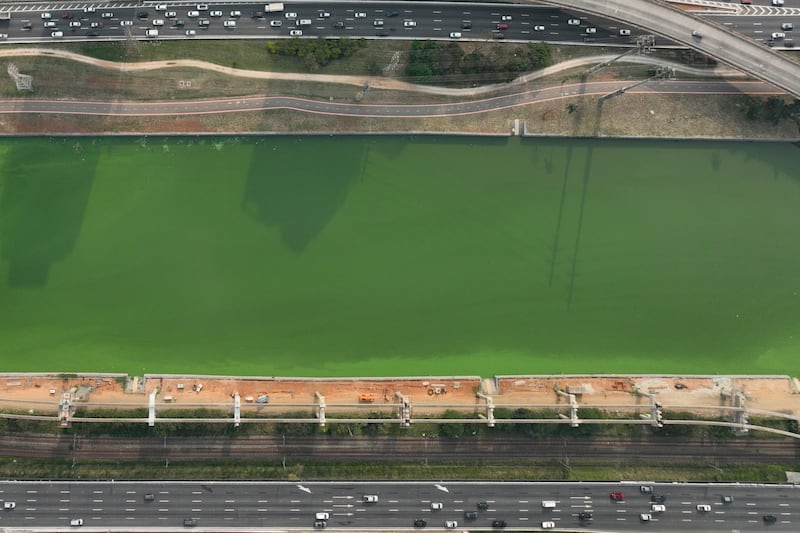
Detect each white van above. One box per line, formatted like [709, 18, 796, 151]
[542, 500, 557, 508]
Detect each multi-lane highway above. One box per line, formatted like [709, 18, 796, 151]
[0, 2, 646, 44]
[0, 480, 797, 531]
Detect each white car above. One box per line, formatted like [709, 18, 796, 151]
[772, 32, 786, 39]
[198, 19, 209, 26]
[101, 12, 114, 18]
[431, 502, 443, 510]
[146, 29, 158, 37]
[444, 521, 458, 529]
[41, 12, 52, 19]
[223, 20, 236, 27]
[404, 20, 417, 27]
[640, 486, 653, 494]
[185, 29, 196, 36]
[197, 4, 208, 10]
[83, 6, 96, 13]
[542, 522, 555, 530]
[69, 21, 81, 27]
[373, 19, 384, 27]
[90, 21, 101, 28]
[355, 12, 367, 18]
[640, 513, 651, 522]
[187, 11, 200, 17]
[319, 12, 331, 18]
[620, 29, 631, 36]
[568, 18, 581, 25]
[363, 495, 379, 503]
[651, 504, 666, 512]
[773, 0, 785, 5]
[534, 25, 545, 31]
[230, 10, 241, 17]
[120, 20, 133, 26]
[155, 4, 167, 11]
[210, 11, 223, 17]
[70, 519, 83, 527]
[3, 501, 15, 509]
[285, 12, 298, 19]
[781, 22, 793, 30]
[166, 11, 177, 18]
[43, 21, 56, 27]
[289, 29, 302, 36]
[152, 19, 164, 26]
[697, 504, 711, 512]
[586, 27, 597, 33]
[501, 15, 512, 21]
[449, 32, 461, 38]
[314, 512, 329, 521]
[270, 19, 282, 27]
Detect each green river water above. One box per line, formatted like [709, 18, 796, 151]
[0, 135, 798, 377]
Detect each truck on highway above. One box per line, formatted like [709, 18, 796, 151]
[265, 3, 284, 12]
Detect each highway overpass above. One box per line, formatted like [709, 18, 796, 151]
[540, 0, 800, 98]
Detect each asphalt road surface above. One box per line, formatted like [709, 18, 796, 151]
[0, 480, 798, 531]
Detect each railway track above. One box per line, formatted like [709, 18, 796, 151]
[1, 434, 797, 465]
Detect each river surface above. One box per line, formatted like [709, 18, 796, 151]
[0, 136, 798, 376]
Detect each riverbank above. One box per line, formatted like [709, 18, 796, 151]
[0, 46, 797, 139]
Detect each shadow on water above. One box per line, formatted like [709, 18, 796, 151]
[241, 137, 367, 253]
[0, 138, 96, 287]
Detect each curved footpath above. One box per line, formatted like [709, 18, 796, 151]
[0, 48, 778, 118]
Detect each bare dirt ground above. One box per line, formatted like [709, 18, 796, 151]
[2, 374, 798, 421]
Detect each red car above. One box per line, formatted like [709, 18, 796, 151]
[610, 492, 625, 501]
[496, 23, 509, 30]
[60, 12, 73, 19]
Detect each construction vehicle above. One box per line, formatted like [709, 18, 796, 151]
[358, 393, 375, 403]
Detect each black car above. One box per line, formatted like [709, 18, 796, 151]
[464, 511, 478, 520]
[144, 493, 155, 502]
[172, 20, 185, 27]
[183, 518, 198, 527]
[477, 502, 489, 510]
[414, 519, 427, 528]
[492, 520, 507, 528]
[138, 11, 149, 19]
[333, 21, 344, 28]
[578, 511, 593, 521]
[461, 21, 472, 29]
[763, 514, 777, 524]
[251, 11, 265, 18]
[651, 494, 667, 503]
[387, 11, 399, 17]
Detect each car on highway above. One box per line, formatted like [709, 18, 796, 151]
[542, 522, 555, 529]
[568, 19, 581, 25]
[166, 11, 177, 18]
[477, 502, 489, 510]
[463, 511, 478, 520]
[414, 519, 426, 527]
[444, 521, 458, 529]
[387, 11, 399, 17]
[620, 29, 631, 36]
[69, 21, 81, 27]
[271, 20, 282, 27]
[651, 504, 666, 512]
[363, 494, 378, 503]
[285, 12, 298, 19]
[41, 12, 52, 19]
[21, 22, 32, 30]
[173, 20, 185, 27]
[355, 12, 367, 18]
[492, 520, 506, 528]
[61, 12, 73, 19]
[315, 512, 329, 521]
[210, 11, 223, 17]
[101, 12, 114, 18]
[155, 4, 167, 11]
[223, 20, 236, 28]
[198, 19, 209, 26]
[43, 21, 56, 28]
[146, 29, 159, 37]
[319, 12, 331, 18]
[772, 32, 786, 39]
[404, 20, 417, 27]
[494, 33, 505, 39]
[373, 19, 384, 27]
[610, 492, 625, 501]
[461, 21, 471, 29]
[230, 11, 242, 17]
[773, 0, 785, 5]
[763, 514, 777, 523]
[188, 11, 200, 17]
[70, 518, 83, 526]
[152, 19, 165, 26]
[697, 504, 711, 512]
[534, 25, 545, 31]
[197, 4, 208, 10]
[640, 486, 653, 494]
[449, 32, 461, 39]
[640, 513, 651, 521]
[3, 501, 15, 509]
[137, 11, 148, 19]
[578, 510, 593, 521]
[120, 20, 133, 26]
[651, 494, 667, 503]
[333, 21, 343, 28]
[83, 6, 96, 13]
[183, 518, 197, 527]
[782, 23, 793, 31]
[431, 502, 443, 510]
[185, 29, 196, 36]
[314, 521, 326, 529]
[722, 495, 734, 504]
[252, 11, 265, 18]
[497, 23, 509, 30]
[586, 27, 597, 33]
[501, 15, 512, 21]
